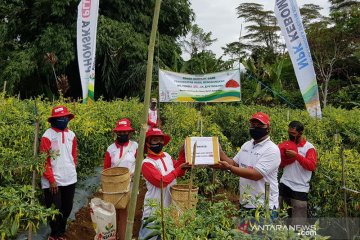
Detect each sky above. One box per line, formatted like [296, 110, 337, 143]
[183, 0, 331, 60]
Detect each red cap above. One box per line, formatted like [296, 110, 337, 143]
[250, 112, 270, 125]
[146, 128, 171, 146]
[47, 106, 74, 123]
[113, 118, 135, 132]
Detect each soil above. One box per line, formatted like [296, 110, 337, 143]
[63, 181, 239, 240]
[64, 180, 147, 240]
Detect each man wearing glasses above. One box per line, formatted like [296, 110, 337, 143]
[218, 112, 281, 215]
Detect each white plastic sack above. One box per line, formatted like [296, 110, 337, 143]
[90, 197, 116, 240]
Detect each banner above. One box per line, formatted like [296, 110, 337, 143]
[159, 69, 241, 102]
[274, 0, 322, 118]
[77, 0, 99, 103]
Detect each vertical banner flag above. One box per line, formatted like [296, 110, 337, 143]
[159, 69, 240, 102]
[274, 0, 322, 118]
[77, 0, 99, 104]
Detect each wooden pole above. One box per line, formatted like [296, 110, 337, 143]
[28, 100, 40, 240]
[125, 0, 162, 239]
[341, 145, 350, 240]
[264, 182, 270, 222]
[188, 142, 197, 209]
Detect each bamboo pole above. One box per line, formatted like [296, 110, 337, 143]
[340, 146, 350, 240]
[264, 182, 270, 222]
[125, 0, 162, 239]
[188, 142, 197, 209]
[28, 100, 40, 240]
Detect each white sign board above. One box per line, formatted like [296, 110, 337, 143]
[159, 69, 240, 102]
[185, 137, 220, 165]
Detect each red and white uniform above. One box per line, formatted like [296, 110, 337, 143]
[141, 152, 185, 219]
[103, 140, 138, 175]
[280, 139, 317, 193]
[234, 137, 281, 209]
[147, 109, 158, 128]
[40, 128, 77, 189]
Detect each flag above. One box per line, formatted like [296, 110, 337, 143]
[274, 0, 322, 118]
[77, 0, 99, 103]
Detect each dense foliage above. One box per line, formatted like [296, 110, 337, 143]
[0, 96, 359, 238]
[0, 0, 193, 99]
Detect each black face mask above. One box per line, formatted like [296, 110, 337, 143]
[149, 143, 164, 154]
[289, 134, 298, 142]
[249, 127, 268, 140]
[51, 117, 69, 130]
[116, 134, 129, 144]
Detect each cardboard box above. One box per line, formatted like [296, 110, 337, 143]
[185, 137, 220, 165]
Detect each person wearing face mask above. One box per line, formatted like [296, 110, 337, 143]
[217, 112, 281, 216]
[139, 128, 189, 240]
[103, 118, 138, 240]
[279, 121, 317, 226]
[40, 106, 77, 240]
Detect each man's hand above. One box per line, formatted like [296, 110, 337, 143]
[50, 182, 58, 195]
[219, 160, 232, 170]
[180, 162, 191, 169]
[211, 163, 228, 170]
[219, 148, 225, 160]
[285, 150, 297, 158]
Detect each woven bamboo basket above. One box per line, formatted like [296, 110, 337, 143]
[101, 167, 130, 192]
[170, 184, 199, 212]
[102, 191, 130, 209]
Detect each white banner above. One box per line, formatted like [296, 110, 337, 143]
[274, 0, 322, 118]
[77, 0, 99, 103]
[159, 69, 241, 102]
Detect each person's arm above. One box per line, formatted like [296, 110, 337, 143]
[219, 148, 239, 167]
[173, 145, 186, 168]
[296, 148, 317, 171]
[103, 151, 111, 169]
[285, 148, 317, 171]
[279, 154, 295, 168]
[220, 146, 280, 181]
[142, 162, 184, 188]
[72, 136, 77, 166]
[40, 137, 56, 184]
[220, 160, 263, 180]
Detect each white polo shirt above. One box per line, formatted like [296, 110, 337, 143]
[233, 137, 281, 209]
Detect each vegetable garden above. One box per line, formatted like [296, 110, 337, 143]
[0, 95, 359, 239]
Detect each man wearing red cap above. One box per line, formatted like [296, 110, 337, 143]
[218, 112, 281, 215]
[103, 118, 138, 240]
[139, 128, 188, 239]
[40, 106, 77, 240]
[279, 121, 317, 226]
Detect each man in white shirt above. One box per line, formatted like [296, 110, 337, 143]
[279, 121, 317, 226]
[218, 112, 281, 212]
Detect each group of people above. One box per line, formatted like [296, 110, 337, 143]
[40, 103, 317, 240]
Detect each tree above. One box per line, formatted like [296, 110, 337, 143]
[0, 0, 194, 99]
[300, 4, 324, 29]
[236, 3, 280, 53]
[307, 5, 360, 107]
[329, 0, 360, 11]
[180, 24, 217, 58]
